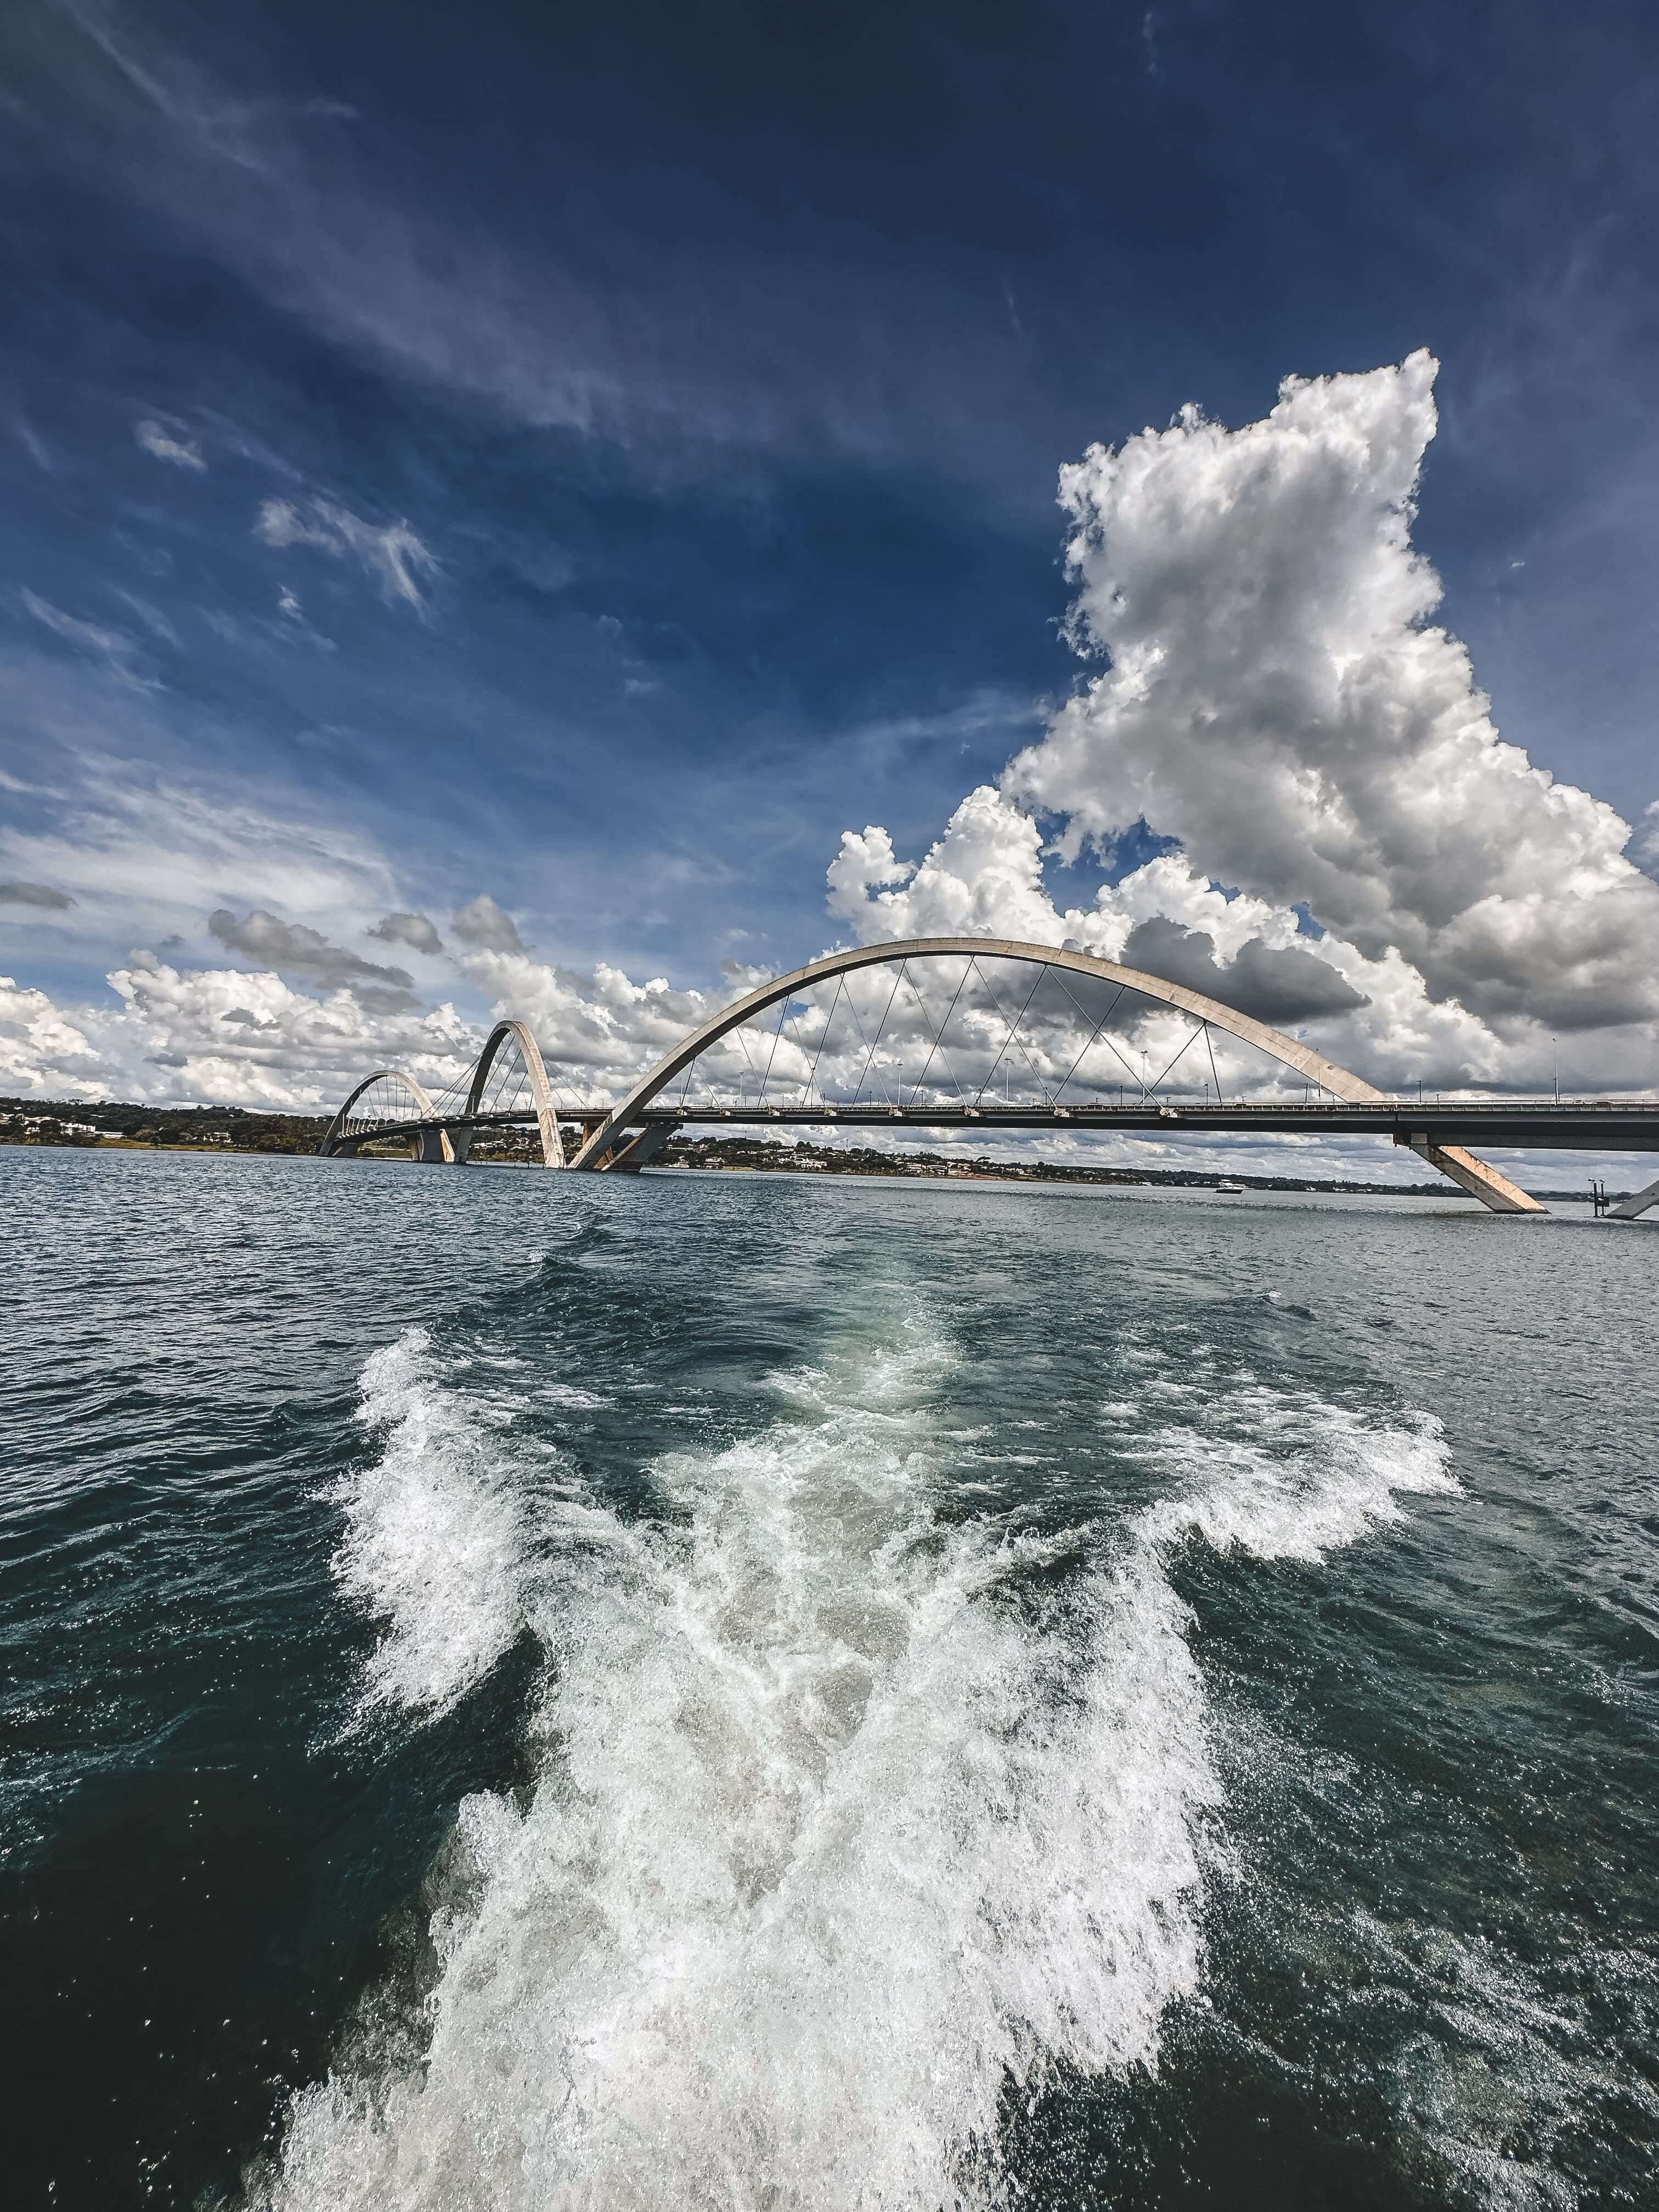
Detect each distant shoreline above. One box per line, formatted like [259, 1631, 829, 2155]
[0, 1109, 1613, 1204]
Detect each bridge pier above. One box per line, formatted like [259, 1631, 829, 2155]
[1398, 1136, 1544, 1213]
[1609, 1173, 1659, 1221]
[602, 1121, 681, 1172]
[415, 1127, 456, 1164]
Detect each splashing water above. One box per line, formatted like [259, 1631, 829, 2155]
[272, 1312, 1455, 2210]
[333, 1329, 530, 1722]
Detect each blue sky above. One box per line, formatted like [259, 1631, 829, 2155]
[2, 1, 1658, 1152]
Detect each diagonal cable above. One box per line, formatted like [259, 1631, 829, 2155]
[1203, 1020, 1223, 1108]
[1147, 1017, 1206, 1096]
[853, 961, 907, 1107]
[758, 991, 792, 1106]
[905, 960, 970, 1105]
[800, 976, 846, 1105]
[729, 1021, 762, 1107]
[1052, 983, 1128, 1105]
[837, 981, 889, 1109]
[1047, 968, 1153, 1097]
[973, 960, 1051, 1105]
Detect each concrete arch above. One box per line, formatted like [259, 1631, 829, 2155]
[571, 935, 1541, 1211]
[467, 1018, 565, 1168]
[320, 1068, 453, 1162]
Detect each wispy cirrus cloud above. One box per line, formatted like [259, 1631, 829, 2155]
[134, 417, 206, 470]
[21, 589, 160, 690]
[255, 497, 438, 611]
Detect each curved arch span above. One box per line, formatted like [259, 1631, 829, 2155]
[570, 935, 1540, 1212]
[320, 1068, 452, 1162]
[466, 1018, 565, 1168]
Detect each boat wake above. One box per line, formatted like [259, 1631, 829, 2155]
[267, 1313, 1453, 2210]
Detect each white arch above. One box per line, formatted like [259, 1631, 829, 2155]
[570, 935, 1542, 1211]
[466, 1018, 565, 1168]
[320, 1068, 453, 1161]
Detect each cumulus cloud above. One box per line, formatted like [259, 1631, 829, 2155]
[0, 881, 76, 910]
[0, 975, 105, 1097]
[369, 909, 444, 955]
[134, 418, 206, 470]
[451, 894, 526, 954]
[0, 939, 723, 1115]
[1002, 352, 1659, 1038]
[452, 944, 721, 1092]
[0, 954, 477, 1109]
[208, 907, 419, 1010]
[828, 357, 1659, 1094]
[255, 496, 438, 610]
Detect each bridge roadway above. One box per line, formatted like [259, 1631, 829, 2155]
[347, 1097, 1659, 1153]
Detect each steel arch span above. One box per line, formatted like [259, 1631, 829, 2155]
[320, 1068, 455, 1163]
[465, 1018, 566, 1167]
[568, 935, 1543, 1210]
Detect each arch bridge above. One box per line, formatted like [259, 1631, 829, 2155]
[317, 936, 1659, 1217]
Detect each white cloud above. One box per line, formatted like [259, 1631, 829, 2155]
[451, 946, 731, 1098]
[0, 976, 105, 1097]
[134, 417, 206, 471]
[0, 956, 476, 1109]
[1005, 353, 1659, 1038]
[829, 357, 1659, 1096]
[255, 497, 438, 611]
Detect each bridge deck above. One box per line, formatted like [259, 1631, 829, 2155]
[334, 1100, 1659, 1153]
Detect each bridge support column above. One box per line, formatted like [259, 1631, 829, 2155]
[1398, 1136, 1545, 1214]
[603, 1121, 680, 1173]
[447, 1125, 472, 1164]
[533, 1103, 564, 1168]
[415, 1127, 456, 1164]
[1609, 1174, 1659, 1221]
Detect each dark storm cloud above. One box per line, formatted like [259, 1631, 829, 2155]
[1119, 918, 1368, 1028]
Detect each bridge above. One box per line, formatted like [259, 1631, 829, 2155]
[317, 936, 1659, 1218]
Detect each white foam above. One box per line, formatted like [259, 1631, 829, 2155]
[332, 1328, 528, 1724]
[269, 1325, 1455, 2209]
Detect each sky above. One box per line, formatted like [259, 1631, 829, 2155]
[2, 1, 1657, 1185]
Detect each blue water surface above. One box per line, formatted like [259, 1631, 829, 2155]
[1, 1146, 1655, 2210]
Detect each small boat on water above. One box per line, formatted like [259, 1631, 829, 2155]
[1215, 1180, 1245, 1194]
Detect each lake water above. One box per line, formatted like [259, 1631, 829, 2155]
[2, 1146, 1655, 2210]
